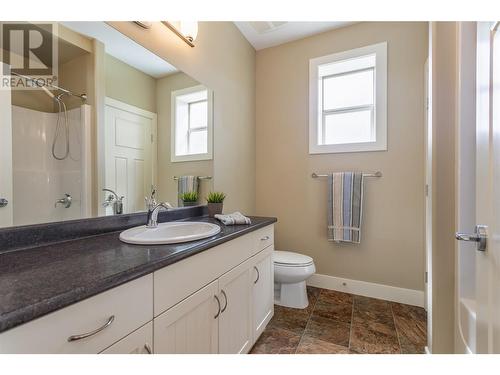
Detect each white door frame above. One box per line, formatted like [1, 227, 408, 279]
[424, 57, 433, 353]
[0, 65, 13, 227]
[455, 21, 478, 354]
[99, 97, 157, 216]
[80, 104, 93, 219]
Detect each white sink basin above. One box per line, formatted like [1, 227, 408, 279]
[119, 221, 221, 245]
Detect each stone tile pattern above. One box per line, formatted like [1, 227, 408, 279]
[250, 287, 427, 354]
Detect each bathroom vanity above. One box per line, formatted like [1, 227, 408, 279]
[0, 21, 272, 354]
[0, 213, 276, 354]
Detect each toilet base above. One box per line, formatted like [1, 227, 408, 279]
[274, 281, 309, 309]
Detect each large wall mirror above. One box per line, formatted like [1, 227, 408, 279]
[0, 21, 214, 228]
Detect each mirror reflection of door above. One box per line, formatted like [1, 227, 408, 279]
[0, 64, 13, 227]
[104, 98, 157, 215]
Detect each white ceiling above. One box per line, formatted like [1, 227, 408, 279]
[235, 21, 355, 50]
[61, 22, 178, 78]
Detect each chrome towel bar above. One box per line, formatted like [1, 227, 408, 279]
[311, 171, 382, 178]
[173, 176, 212, 180]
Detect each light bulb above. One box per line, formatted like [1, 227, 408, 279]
[180, 21, 198, 42]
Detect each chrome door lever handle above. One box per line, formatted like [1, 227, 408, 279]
[455, 224, 487, 251]
[455, 233, 480, 241]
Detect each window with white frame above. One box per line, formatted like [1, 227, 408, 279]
[171, 85, 213, 162]
[309, 42, 387, 154]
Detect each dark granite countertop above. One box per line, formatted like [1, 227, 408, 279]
[0, 215, 276, 333]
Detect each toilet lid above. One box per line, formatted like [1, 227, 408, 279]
[273, 251, 314, 266]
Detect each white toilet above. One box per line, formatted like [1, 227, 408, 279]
[273, 251, 316, 309]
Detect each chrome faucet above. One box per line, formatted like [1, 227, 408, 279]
[102, 188, 124, 215]
[145, 186, 173, 228]
[146, 202, 173, 228]
[55, 193, 72, 208]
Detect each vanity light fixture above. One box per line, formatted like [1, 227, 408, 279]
[133, 21, 153, 29]
[161, 21, 198, 47]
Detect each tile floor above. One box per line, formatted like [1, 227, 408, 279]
[250, 286, 427, 354]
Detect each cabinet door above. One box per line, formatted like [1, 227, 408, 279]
[154, 280, 219, 354]
[218, 258, 253, 354]
[101, 322, 153, 354]
[251, 246, 274, 342]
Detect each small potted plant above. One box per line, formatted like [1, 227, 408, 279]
[180, 191, 199, 207]
[206, 192, 226, 217]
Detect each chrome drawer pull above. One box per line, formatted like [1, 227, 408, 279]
[254, 266, 260, 284]
[260, 236, 270, 241]
[220, 290, 228, 313]
[67, 315, 115, 342]
[144, 343, 153, 354]
[214, 295, 221, 319]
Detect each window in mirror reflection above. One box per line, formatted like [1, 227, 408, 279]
[171, 85, 213, 162]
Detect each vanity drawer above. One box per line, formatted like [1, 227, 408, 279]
[0, 274, 153, 354]
[253, 225, 274, 254]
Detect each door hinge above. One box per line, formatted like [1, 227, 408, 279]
[425, 184, 429, 197]
[151, 134, 154, 143]
[424, 271, 428, 284]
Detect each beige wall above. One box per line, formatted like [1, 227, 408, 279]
[59, 53, 91, 110]
[104, 54, 156, 113]
[108, 22, 256, 214]
[156, 71, 213, 205]
[256, 22, 428, 291]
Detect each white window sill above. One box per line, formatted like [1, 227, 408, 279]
[309, 141, 387, 154]
[171, 153, 213, 163]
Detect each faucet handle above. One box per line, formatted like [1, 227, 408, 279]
[145, 196, 157, 210]
[145, 186, 158, 210]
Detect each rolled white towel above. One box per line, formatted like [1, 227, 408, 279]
[214, 212, 252, 225]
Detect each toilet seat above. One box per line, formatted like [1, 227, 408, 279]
[273, 251, 313, 267]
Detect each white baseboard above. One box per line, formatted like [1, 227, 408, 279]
[307, 273, 425, 307]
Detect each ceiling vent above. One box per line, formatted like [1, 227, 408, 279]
[248, 21, 288, 34]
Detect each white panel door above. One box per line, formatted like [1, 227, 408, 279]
[474, 21, 500, 353]
[154, 280, 219, 354]
[104, 98, 157, 214]
[101, 322, 153, 354]
[0, 64, 13, 227]
[218, 258, 253, 354]
[251, 246, 274, 342]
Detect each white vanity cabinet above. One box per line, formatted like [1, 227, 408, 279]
[218, 258, 254, 354]
[154, 280, 219, 354]
[250, 245, 274, 340]
[153, 225, 275, 354]
[0, 224, 274, 354]
[101, 322, 153, 354]
[0, 274, 153, 354]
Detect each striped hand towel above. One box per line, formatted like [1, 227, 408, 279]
[327, 172, 364, 243]
[177, 176, 199, 206]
